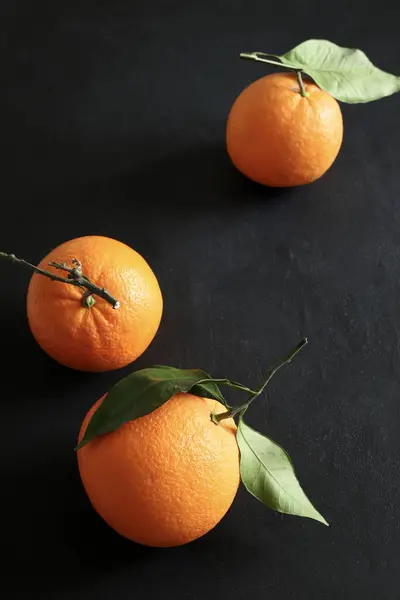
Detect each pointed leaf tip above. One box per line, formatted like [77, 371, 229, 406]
[237, 417, 328, 526]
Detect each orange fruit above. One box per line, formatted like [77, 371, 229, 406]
[77, 392, 240, 547]
[27, 235, 163, 371]
[226, 72, 343, 187]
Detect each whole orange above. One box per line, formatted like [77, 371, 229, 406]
[226, 72, 343, 187]
[77, 392, 240, 547]
[27, 236, 163, 371]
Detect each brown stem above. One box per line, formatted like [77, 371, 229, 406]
[0, 252, 120, 309]
[212, 338, 308, 424]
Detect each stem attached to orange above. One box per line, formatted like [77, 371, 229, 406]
[239, 52, 309, 98]
[0, 252, 120, 309]
[296, 70, 309, 97]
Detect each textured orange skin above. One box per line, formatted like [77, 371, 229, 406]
[226, 72, 343, 187]
[26, 236, 163, 372]
[77, 392, 240, 547]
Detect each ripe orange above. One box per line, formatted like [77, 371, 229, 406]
[226, 72, 343, 187]
[77, 392, 240, 547]
[27, 236, 163, 371]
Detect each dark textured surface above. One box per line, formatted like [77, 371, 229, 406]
[1, 1, 400, 598]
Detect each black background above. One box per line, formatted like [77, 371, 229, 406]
[2, 1, 400, 598]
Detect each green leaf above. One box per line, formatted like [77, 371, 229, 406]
[236, 417, 328, 525]
[150, 366, 227, 405]
[76, 366, 225, 450]
[279, 39, 400, 103]
[190, 381, 227, 405]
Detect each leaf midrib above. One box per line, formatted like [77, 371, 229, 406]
[88, 374, 212, 435]
[286, 61, 375, 76]
[240, 428, 304, 512]
[87, 380, 176, 437]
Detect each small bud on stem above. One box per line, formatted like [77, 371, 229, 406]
[0, 252, 120, 309]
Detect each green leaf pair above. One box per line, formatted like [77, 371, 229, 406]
[242, 39, 400, 103]
[77, 341, 328, 527]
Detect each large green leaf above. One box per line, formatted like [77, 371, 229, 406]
[76, 366, 225, 449]
[280, 39, 400, 103]
[237, 417, 328, 525]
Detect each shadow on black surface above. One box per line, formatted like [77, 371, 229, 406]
[58, 143, 296, 221]
[0, 305, 97, 404]
[6, 420, 340, 600]
[108, 144, 292, 210]
[4, 446, 156, 598]
[5, 434, 276, 598]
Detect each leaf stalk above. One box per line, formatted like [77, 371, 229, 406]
[212, 338, 308, 423]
